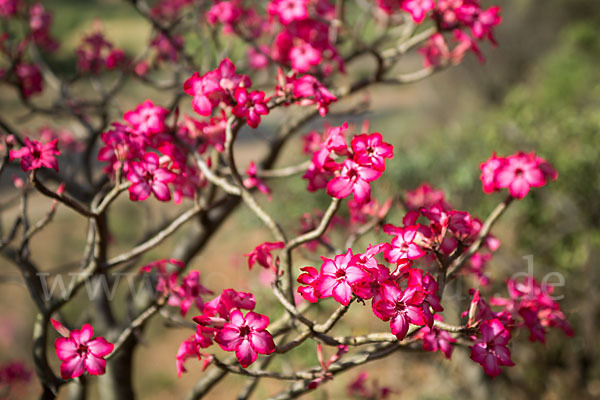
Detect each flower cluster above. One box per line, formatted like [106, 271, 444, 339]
[98, 100, 208, 203]
[140, 259, 212, 316]
[385, 183, 500, 278]
[298, 245, 443, 340]
[401, 0, 503, 66]
[76, 29, 127, 74]
[302, 123, 393, 205]
[204, 0, 343, 74]
[176, 288, 275, 373]
[492, 277, 574, 343]
[480, 151, 557, 199]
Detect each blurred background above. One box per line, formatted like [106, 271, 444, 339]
[1, 0, 599, 399]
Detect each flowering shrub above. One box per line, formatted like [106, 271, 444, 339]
[0, 0, 574, 399]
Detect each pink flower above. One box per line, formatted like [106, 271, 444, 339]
[292, 75, 337, 117]
[327, 159, 382, 204]
[76, 31, 117, 74]
[374, 284, 426, 340]
[268, 0, 308, 24]
[471, 6, 501, 45]
[297, 266, 321, 303]
[168, 270, 213, 316]
[245, 241, 285, 271]
[10, 137, 60, 172]
[351, 132, 393, 171]
[419, 33, 450, 68]
[403, 183, 447, 210]
[29, 3, 58, 52]
[290, 42, 321, 73]
[495, 152, 549, 199]
[0, 0, 20, 17]
[183, 58, 251, 116]
[232, 88, 269, 128]
[247, 45, 269, 70]
[150, 33, 183, 63]
[383, 225, 426, 264]
[15, 63, 43, 98]
[124, 100, 169, 137]
[318, 249, 369, 306]
[126, 152, 176, 201]
[401, 0, 435, 23]
[206, 1, 242, 28]
[202, 288, 256, 320]
[469, 318, 514, 377]
[214, 309, 276, 367]
[52, 319, 114, 379]
[176, 329, 213, 377]
[479, 152, 504, 193]
[451, 29, 484, 64]
[243, 161, 271, 197]
[416, 315, 456, 359]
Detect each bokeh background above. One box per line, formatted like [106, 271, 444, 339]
[1, 0, 599, 399]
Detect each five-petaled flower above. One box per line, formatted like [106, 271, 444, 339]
[469, 318, 514, 377]
[326, 159, 382, 205]
[374, 284, 426, 340]
[52, 319, 114, 380]
[214, 309, 276, 367]
[10, 137, 60, 172]
[232, 88, 269, 128]
[318, 249, 369, 306]
[126, 152, 176, 201]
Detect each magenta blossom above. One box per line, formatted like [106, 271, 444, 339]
[292, 75, 337, 117]
[243, 161, 272, 198]
[290, 42, 321, 73]
[124, 100, 169, 137]
[479, 152, 504, 193]
[327, 159, 382, 204]
[232, 88, 269, 128]
[183, 58, 251, 116]
[268, 0, 308, 24]
[297, 266, 321, 303]
[351, 132, 394, 171]
[126, 152, 176, 201]
[374, 284, 426, 340]
[214, 309, 276, 367]
[495, 152, 550, 199]
[318, 249, 369, 306]
[52, 319, 114, 379]
[469, 318, 514, 377]
[245, 241, 285, 271]
[415, 315, 456, 359]
[168, 270, 213, 316]
[10, 137, 60, 172]
[402, 0, 435, 23]
[383, 225, 426, 264]
[15, 63, 43, 98]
